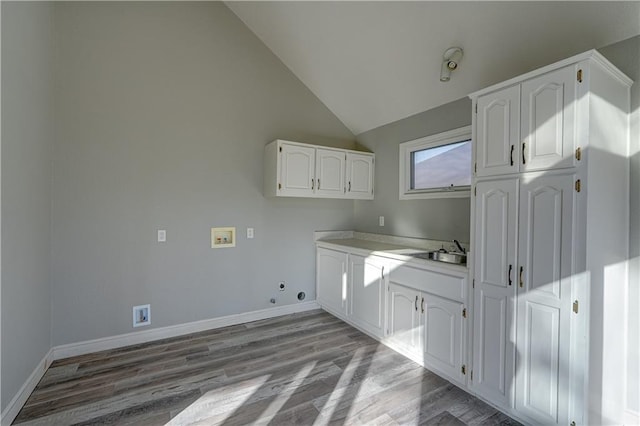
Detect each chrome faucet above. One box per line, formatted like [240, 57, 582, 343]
[453, 239, 466, 254]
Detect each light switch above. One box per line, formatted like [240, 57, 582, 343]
[247, 228, 254, 239]
[379, 216, 385, 227]
[157, 229, 166, 242]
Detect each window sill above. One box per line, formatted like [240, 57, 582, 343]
[400, 190, 470, 200]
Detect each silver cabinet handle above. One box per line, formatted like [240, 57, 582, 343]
[415, 295, 418, 311]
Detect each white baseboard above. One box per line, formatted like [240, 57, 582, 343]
[53, 301, 320, 360]
[1, 348, 54, 426]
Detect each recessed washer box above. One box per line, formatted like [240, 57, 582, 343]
[211, 227, 236, 248]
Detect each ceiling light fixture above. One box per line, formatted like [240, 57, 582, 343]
[440, 47, 463, 82]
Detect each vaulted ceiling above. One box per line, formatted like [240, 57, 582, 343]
[227, 1, 640, 135]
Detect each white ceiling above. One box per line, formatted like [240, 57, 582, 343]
[227, 2, 640, 135]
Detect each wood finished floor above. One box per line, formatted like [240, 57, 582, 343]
[14, 310, 520, 425]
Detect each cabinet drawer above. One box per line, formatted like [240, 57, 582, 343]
[390, 265, 465, 302]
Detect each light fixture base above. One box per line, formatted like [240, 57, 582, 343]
[440, 47, 463, 82]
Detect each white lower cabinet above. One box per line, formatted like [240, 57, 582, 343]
[387, 265, 466, 385]
[317, 244, 468, 388]
[422, 293, 465, 383]
[316, 247, 347, 316]
[387, 282, 423, 357]
[348, 254, 386, 337]
[472, 173, 577, 424]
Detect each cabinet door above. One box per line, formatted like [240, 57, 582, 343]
[346, 153, 374, 200]
[423, 293, 465, 384]
[521, 66, 576, 172]
[387, 282, 422, 357]
[473, 179, 518, 409]
[349, 254, 386, 337]
[316, 248, 348, 316]
[515, 173, 574, 425]
[315, 149, 346, 198]
[279, 143, 315, 197]
[476, 85, 520, 177]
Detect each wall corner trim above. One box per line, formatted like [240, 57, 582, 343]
[1, 349, 55, 426]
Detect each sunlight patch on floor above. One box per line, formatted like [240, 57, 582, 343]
[166, 374, 270, 425]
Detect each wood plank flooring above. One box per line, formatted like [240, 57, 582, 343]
[13, 310, 520, 425]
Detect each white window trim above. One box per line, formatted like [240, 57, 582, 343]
[399, 125, 472, 200]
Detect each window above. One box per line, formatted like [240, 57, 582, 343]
[399, 126, 472, 199]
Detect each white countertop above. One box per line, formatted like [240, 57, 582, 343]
[315, 231, 469, 273]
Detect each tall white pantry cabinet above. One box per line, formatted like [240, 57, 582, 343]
[469, 50, 632, 426]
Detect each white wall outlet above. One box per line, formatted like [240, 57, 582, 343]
[247, 227, 254, 239]
[157, 230, 166, 242]
[133, 304, 151, 327]
[379, 216, 385, 226]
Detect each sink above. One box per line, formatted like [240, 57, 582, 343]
[412, 251, 467, 265]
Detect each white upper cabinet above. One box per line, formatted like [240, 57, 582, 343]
[279, 143, 315, 197]
[346, 152, 374, 199]
[521, 66, 576, 172]
[264, 140, 374, 199]
[476, 85, 520, 177]
[316, 148, 346, 197]
[475, 64, 577, 177]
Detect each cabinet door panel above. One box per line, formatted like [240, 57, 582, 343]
[476, 86, 520, 177]
[316, 248, 347, 315]
[521, 66, 576, 171]
[387, 282, 422, 356]
[349, 255, 385, 337]
[346, 153, 374, 199]
[519, 301, 560, 421]
[473, 287, 515, 404]
[473, 179, 518, 409]
[280, 143, 315, 196]
[316, 149, 346, 198]
[516, 173, 574, 425]
[423, 294, 464, 383]
[475, 180, 518, 290]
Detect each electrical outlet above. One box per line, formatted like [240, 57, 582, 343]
[157, 230, 166, 242]
[247, 228, 254, 239]
[379, 216, 385, 226]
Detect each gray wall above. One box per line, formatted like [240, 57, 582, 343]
[598, 34, 640, 415]
[353, 98, 472, 242]
[1, 2, 54, 411]
[50, 2, 355, 345]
